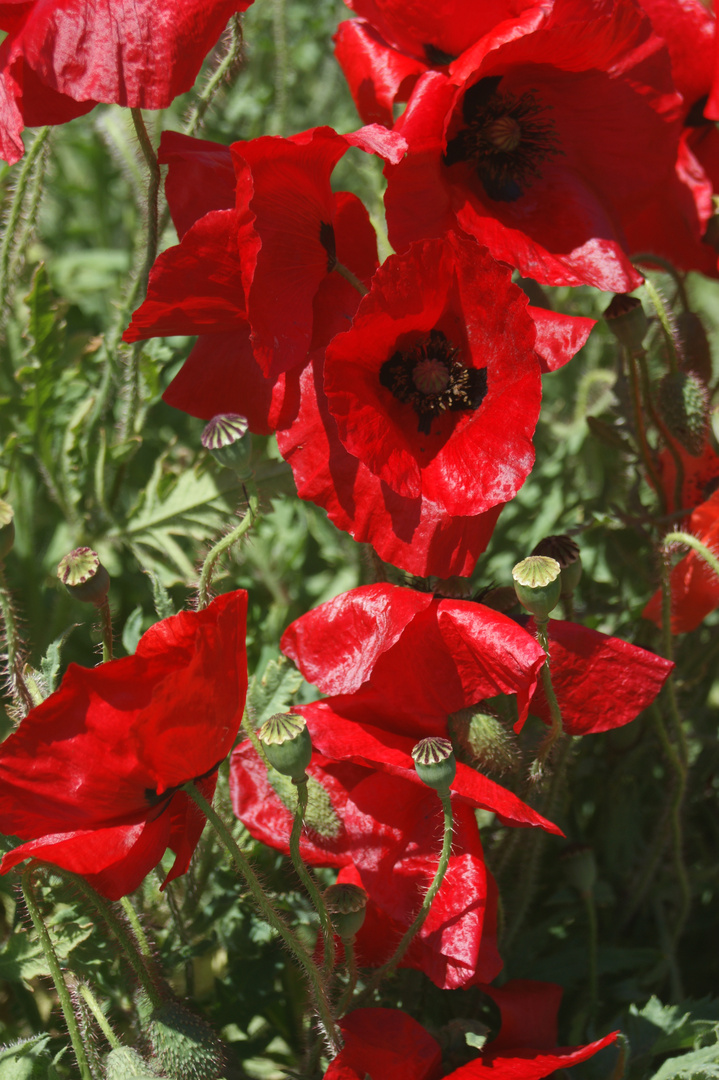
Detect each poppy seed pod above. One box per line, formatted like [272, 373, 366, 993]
[412, 736, 456, 795]
[603, 294, 649, 352]
[201, 414, 253, 479]
[57, 547, 110, 607]
[512, 556, 561, 620]
[258, 713, 313, 782]
[324, 882, 369, 941]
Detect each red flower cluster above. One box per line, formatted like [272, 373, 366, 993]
[0, 592, 248, 900]
[0, 0, 253, 165]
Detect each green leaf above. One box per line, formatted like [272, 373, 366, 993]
[146, 569, 176, 620]
[23, 264, 65, 369]
[0, 909, 94, 982]
[0, 1035, 53, 1080]
[122, 605, 144, 655]
[39, 624, 78, 694]
[649, 1042, 719, 1080]
[247, 656, 304, 727]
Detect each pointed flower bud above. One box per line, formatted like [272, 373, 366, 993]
[0, 499, 14, 561]
[201, 413, 252, 478]
[448, 704, 520, 777]
[258, 712, 313, 782]
[147, 1001, 224, 1080]
[323, 882, 368, 940]
[532, 534, 582, 598]
[603, 293, 649, 352]
[412, 736, 456, 795]
[105, 1047, 161, 1080]
[512, 556, 561, 620]
[676, 310, 712, 384]
[657, 371, 709, 457]
[57, 547, 110, 607]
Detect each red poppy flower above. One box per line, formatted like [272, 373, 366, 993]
[0, 591, 248, 900]
[0, 0, 253, 165]
[384, 0, 682, 291]
[277, 239, 593, 576]
[522, 618, 674, 735]
[123, 126, 402, 430]
[643, 489, 719, 633]
[325, 981, 618, 1080]
[231, 741, 509, 988]
[334, 0, 542, 127]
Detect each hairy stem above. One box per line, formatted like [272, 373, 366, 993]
[0, 563, 33, 715]
[626, 350, 666, 512]
[78, 982, 121, 1049]
[291, 779, 337, 976]
[0, 127, 51, 312]
[197, 487, 260, 609]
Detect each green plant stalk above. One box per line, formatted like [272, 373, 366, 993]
[651, 705, 691, 955]
[98, 598, 114, 663]
[130, 108, 160, 300]
[356, 791, 454, 1003]
[7, 133, 51, 287]
[291, 779, 336, 977]
[663, 531, 719, 583]
[197, 487, 260, 609]
[22, 866, 93, 1080]
[535, 618, 564, 765]
[184, 15, 244, 137]
[658, 550, 689, 768]
[0, 563, 33, 714]
[78, 982, 121, 1049]
[335, 937, 358, 1018]
[53, 869, 163, 1008]
[183, 781, 342, 1053]
[0, 126, 51, 311]
[637, 353, 685, 515]
[626, 349, 666, 513]
[638, 272, 681, 374]
[119, 895, 156, 965]
[633, 253, 689, 312]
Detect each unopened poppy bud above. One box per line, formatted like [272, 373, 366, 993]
[324, 882, 368, 940]
[105, 1047, 160, 1080]
[657, 371, 709, 457]
[148, 1001, 224, 1080]
[412, 736, 456, 795]
[448, 705, 520, 777]
[0, 499, 14, 560]
[57, 547, 110, 606]
[532, 534, 582, 598]
[676, 310, 712, 384]
[201, 413, 252, 478]
[512, 556, 561, 620]
[603, 294, 649, 352]
[561, 844, 597, 898]
[258, 712, 313, 782]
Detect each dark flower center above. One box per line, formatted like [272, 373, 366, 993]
[379, 329, 488, 436]
[444, 75, 560, 202]
[319, 221, 337, 272]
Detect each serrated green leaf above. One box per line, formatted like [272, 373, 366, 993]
[23, 265, 65, 368]
[0, 911, 94, 982]
[146, 570, 176, 620]
[39, 624, 78, 694]
[247, 656, 304, 727]
[0, 1034, 53, 1080]
[650, 1043, 719, 1080]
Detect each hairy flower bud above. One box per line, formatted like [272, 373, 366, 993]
[603, 294, 649, 352]
[676, 310, 713, 384]
[105, 1047, 161, 1079]
[324, 882, 369, 940]
[657, 371, 709, 457]
[57, 547, 110, 606]
[201, 414, 252, 478]
[0, 500, 14, 561]
[412, 736, 456, 795]
[258, 713, 313, 782]
[147, 1001, 224, 1080]
[512, 556, 561, 620]
[532, 534, 582, 598]
[448, 705, 520, 777]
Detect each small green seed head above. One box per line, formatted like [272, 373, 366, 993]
[258, 713, 313, 782]
[57, 547, 110, 606]
[603, 293, 649, 352]
[532, 534, 582, 598]
[201, 413, 253, 478]
[411, 736, 456, 795]
[512, 556, 561, 619]
[0, 499, 14, 561]
[324, 882, 368, 940]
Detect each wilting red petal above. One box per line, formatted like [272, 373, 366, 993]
[524, 618, 674, 735]
[326, 1008, 442, 1080]
[643, 489, 719, 633]
[528, 307, 595, 374]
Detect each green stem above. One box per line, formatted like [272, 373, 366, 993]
[7, 134, 51, 288]
[119, 895, 155, 964]
[334, 261, 369, 296]
[626, 349, 666, 512]
[0, 563, 33, 714]
[662, 531, 719, 583]
[55, 870, 163, 1008]
[98, 598, 114, 662]
[183, 781, 341, 1053]
[290, 779, 336, 977]
[335, 937, 358, 1018]
[535, 619, 565, 767]
[22, 866, 93, 1080]
[633, 253, 689, 311]
[658, 550, 689, 768]
[130, 108, 160, 300]
[356, 790, 453, 1003]
[78, 983, 121, 1049]
[637, 353, 685, 514]
[651, 709, 690, 953]
[639, 273, 681, 374]
[0, 127, 51, 312]
[197, 487, 260, 609]
[184, 16, 244, 137]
